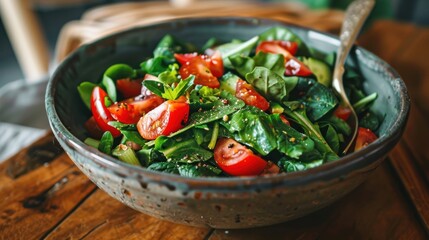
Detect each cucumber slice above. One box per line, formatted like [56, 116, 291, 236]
[302, 57, 332, 87]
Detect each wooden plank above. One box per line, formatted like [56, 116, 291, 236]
[45, 190, 211, 240]
[359, 20, 418, 63]
[390, 140, 429, 234]
[0, 134, 97, 239]
[209, 161, 426, 239]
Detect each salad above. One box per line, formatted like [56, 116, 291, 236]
[78, 27, 379, 177]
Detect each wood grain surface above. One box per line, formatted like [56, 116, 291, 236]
[1, 9, 429, 240]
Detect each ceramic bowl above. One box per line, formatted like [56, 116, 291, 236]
[46, 17, 409, 228]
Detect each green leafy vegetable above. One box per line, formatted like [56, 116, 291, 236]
[155, 138, 213, 163]
[245, 66, 290, 102]
[304, 81, 338, 121]
[77, 81, 97, 109]
[178, 163, 222, 177]
[147, 162, 179, 174]
[98, 131, 114, 154]
[102, 64, 136, 102]
[278, 157, 323, 172]
[215, 36, 259, 68]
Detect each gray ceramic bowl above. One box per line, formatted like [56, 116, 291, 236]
[46, 17, 409, 228]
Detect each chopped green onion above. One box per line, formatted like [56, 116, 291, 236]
[208, 122, 219, 150]
[353, 93, 377, 113]
[84, 138, 100, 148]
[113, 144, 141, 166]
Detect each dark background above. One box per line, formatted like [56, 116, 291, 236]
[1, 0, 428, 87]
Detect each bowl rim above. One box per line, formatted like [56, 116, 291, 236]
[46, 16, 410, 190]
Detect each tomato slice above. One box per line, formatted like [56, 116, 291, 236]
[178, 56, 220, 88]
[174, 52, 198, 65]
[256, 40, 312, 77]
[137, 100, 190, 140]
[284, 58, 313, 76]
[214, 138, 267, 176]
[334, 105, 352, 121]
[116, 78, 143, 99]
[260, 161, 281, 175]
[256, 40, 298, 57]
[279, 114, 290, 126]
[204, 49, 224, 78]
[354, 127, 378, 151]
[108, 95, 164, 124]
[84, 116, 104, 139]
[175, 50, 224, 78]
[235, 79, 269, 111]
[90, 86, 121, 137]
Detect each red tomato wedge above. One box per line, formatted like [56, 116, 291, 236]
[214, 138, 268, 176]
[174, 52, 198, 65]
[90, 86, 121, 137]
[235, 79, 270, 111]
[354, 127, 378, 151]
[178, 56, 220, 88]
[334, 105, 352, 121]
[137, 100, 190, 140]
[284, 58, 313, 76]
[204, 49, 224, 78]
[256, 40, 312, 77]
[84, 116, 104, 139]
[256, 40, 298, 57]
[260, 161, 281, 175]
[108, 95, 164, 124]
[116, 78, 143, 99]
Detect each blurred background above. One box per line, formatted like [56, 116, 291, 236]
[1, 0, 429, 88]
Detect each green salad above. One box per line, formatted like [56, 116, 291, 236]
[78, 27, 379, 177]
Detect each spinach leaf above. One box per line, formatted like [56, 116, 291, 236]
[140, 57, 169, 76]
[323, 124, 340, 154]
[353, 92, 377, 114]
[223, 106, 277, 155]
[324, 115, 351, 136]
[258, 27, 310, 56]
[359, 111, 380, 131]
[178, 163, 222, 177]
[270, 114, 315, 159]
[156, 138, 213, 163]
[108, 121, 137, 131]
[147, 162, 179, 174]
[304, 81, 338, 121]
[282, 101, 338, 161]
[219, 72, 240, 94]
[278, 157, 323, 173]
[215, 36, 259, 68]
[77, 81, 97, 109]
[98, 131, 114, 155]
[153, 34, 195, 63]
[121, 130, 146, 146]
[229, 55, 255, 78]
[245, 66, 291, 102]
[102, 64, 136, 102]
[253, 52, 285, 76]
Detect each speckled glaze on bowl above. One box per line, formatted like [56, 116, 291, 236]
[45, 17, 409, 228]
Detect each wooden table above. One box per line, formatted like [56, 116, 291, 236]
[1, 20, 429, 239]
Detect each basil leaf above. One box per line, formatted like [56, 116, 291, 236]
[142, 80, 165, 97]
[77, 81, 97, 109]
[166, 75, 194, 100]
[359, 110, 380, 131]
[101, 75, 117, 102]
